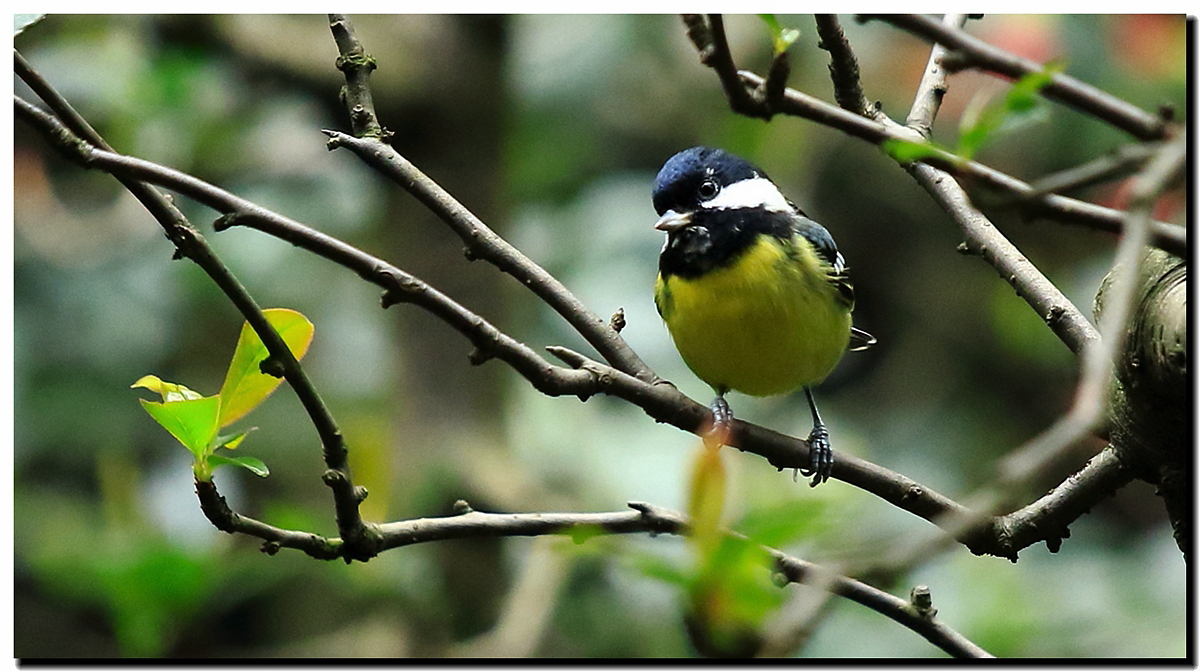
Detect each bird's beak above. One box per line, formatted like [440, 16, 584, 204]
[654, 210, 691, 233]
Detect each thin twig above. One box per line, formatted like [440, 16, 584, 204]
[904, 14, 968, 136]
[770, 557, 992, 658]
[813, 15, 872, 117]
[319, 130, 656, 381]
[997, 132, 1186, 481]
[1002, 141, 1165, 206]
[201, 483, 991, 658]
[682, 14, 770, 119]
[908, 162, 1099, 355]
[14, 88, 376, 556]
[327, 14, 387, 140]
[865, 14, 1171, 141]
[733, 71, 1185, 257]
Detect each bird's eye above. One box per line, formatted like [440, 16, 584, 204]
[698, 179, 720, 200]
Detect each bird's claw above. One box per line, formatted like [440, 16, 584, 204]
[799, 424, 832, 487]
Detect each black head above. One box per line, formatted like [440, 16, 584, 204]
[652, 146, 772, 216]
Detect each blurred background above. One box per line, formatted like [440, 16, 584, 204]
[13, 14, 1186, 658]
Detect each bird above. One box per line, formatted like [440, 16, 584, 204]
[652, 146, 874, 486]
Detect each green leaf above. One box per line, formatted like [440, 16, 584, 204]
[759, 14, 800, 54]
[688, 444, 726, 555]
[630, 553, 691, 588]
[207, 454, 270, 478]
[957, 62, 1062, 159]
[131, 374, 204, 402]
[735, 498, 829, 548]
[214, 428, 254, 451]
[882, 138, 950, 163]
[217, 308, 314, 428]
[568, 524, 605, 545]
[137, 395, 220, 460]
[1007, 60, 1062, 111]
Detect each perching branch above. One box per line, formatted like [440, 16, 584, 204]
[198, 473, 990, 659]
[682, 15, 1187, 565]
[15, 88, 1097, 562]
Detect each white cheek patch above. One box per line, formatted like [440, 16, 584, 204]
[702, 177, 791, 212]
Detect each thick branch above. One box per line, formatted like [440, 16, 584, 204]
[976, 446, 1135, 556]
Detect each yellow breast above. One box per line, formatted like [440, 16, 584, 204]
[655, 235, 852, 397]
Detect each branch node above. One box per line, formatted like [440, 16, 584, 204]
[321, 129, 346, 150]
[609, 307, 627, 333]
[335, 52, 378, 74]
[258, 356, 286, 379]
[1045, 304, 1066, 324]
[212, 212, 241, 232]
[908, 585, 938, 619]
[468, 346, 493, 366]
[261, 540, 282, 555]
[453, 499, 474, 515]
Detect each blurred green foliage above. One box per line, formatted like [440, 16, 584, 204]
[14, 14, 1186, 658]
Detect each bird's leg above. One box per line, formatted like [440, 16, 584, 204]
[801, 387, 832, 487]
[706, 394, 733, 447]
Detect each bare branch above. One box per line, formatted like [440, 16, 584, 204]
[681, 14, 771, 119]
[813, 15, 872, 117]
[327, 14, 388, 140]
[904, 14, 968, 136]
[196, 479, 343, 560]
[907, 161, 1099, 355]
[771, 558, 992, 658]
[18, 79, 1153, 563]
[1009, 141, 1166, 204]
[733, 71, 1185, 256]
[864, 14, 1171, 141]
[984, 446, 1135, 556]
[319, 130, 657, 383]
[997, 132, 1186, 480]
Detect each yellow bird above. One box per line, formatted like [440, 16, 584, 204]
[653, 147, 874, 486]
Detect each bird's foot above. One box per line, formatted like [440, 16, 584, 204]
[800, 424, 832, 487]
[706, 396, 733, 448]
